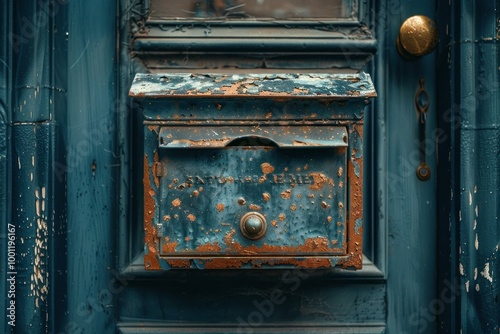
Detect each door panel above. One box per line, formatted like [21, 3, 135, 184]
[0, 0, 444, 333]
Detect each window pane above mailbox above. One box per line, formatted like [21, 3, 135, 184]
[130, 73, 375, 270]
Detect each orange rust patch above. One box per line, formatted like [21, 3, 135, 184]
[163, 215, 171, 221]
[148, 125, 159, 133]
[248, 204, 262, 211]
[196, 242, 222, 252]
[308, 172, 334, 191]
[338, 202, 344, 208]
[293, 87, 309, 94]
[303, 164, 309, 171]
[262, 193, 271, 202]
[327, 216, 333, 222]
[216, 203, 225, 212]
[172, 198, 181, 207]
[321, 201, 330, 209]
[278, 213, 285, 221]
[338, 166, 344, 177]
[290, 204, 297, 211]
[152, 152, 160, 188]
[280, 189, 292, 199]
[339, 181, 344, 188]
[259, 176, 267, 183]
[238, 198, 246, 205]
[261, 162, 275, 174]
[144, 155, 160, 270]
[187, 214, 196, 222]
[162, 241, 179, 254]
[193, 190, 199, 197]
[204, 259, 245, 269]
[271, 220, 278, 227]
[308, 194, 315, 198]
[167, 259, 191, 268]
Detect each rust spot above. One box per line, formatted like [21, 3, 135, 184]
[197, 242, 222, 252]
[259, 176, 267, 183]
[265, 112, 272, 119]
[279, 213, 286, 221]
[308, 172, 334, 191]
[199, 187, 204, 192]
[290, 204, 297, 211]
[337, 222, 343, 226]
[331, 239, 338, 245]
[281, 189, 292, 199]
[248, 204, 262, 211]
[187, 214, 196, 222]
[293, 87, 309, 94]
[152, 152, 160, 188]
[216, 203, 225, 212]
[262, 193, 271, 201]
[148, 125, 159, 133]
[144, 155, 160, 270]
[174, 214, 179, 219]
[321, 201, 330, 209]
[172, 198, 181, 207]
[308, 194, 315, 198]
[303, 164, 309, 171]
[271, 220, 278, 227]
[162, 241, 179, 254]
[338, 123, 364, 269]
[204, 259, 245, 269]
[261, 162, 275, 174]
[339, 181, 344, 188]
[338, 167, 344, 177]
[193, 190, 199, 197]
[297, 194, 302, 199]
[238, 197, 246, 205]
[338, 202, 344, 208]
[327, 216, 333, 223]
[163, 215, 171, 221]
[167, 259, 192, 268]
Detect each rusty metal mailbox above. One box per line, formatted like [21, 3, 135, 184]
[129, 73, 376, 270]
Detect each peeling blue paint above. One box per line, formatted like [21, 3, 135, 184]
[355, 219, 363, 235]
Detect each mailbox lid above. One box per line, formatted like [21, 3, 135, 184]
[130, 72, 375, 122]
[129, 73, 377, 99]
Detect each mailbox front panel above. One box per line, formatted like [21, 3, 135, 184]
[133, 73, 374, 270]
[158, 143, 347, 259]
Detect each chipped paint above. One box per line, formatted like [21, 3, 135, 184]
[480, 263, 493, 283]
[32, 187, 48, 310]
[130, 73, 377, 99]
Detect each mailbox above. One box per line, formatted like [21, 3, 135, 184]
[129, 73, 376, 270]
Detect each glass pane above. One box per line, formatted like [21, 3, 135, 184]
[150, 0, 356, 20]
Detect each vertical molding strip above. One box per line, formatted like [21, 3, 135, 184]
[457, 1, 500, 332]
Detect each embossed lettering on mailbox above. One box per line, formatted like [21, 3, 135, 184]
[129, 73, 376, 270]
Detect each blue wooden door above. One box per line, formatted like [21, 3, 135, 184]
[1, 0, 499, 333]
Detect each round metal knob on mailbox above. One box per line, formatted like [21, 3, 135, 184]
[240, 212, 267, 240]
[396, 15, 439, 59]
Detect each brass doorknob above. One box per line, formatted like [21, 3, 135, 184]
[396, 15, 439, 59]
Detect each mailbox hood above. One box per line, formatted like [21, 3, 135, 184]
[129, 73, 376, 99]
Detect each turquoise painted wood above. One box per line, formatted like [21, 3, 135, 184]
[0, 0, 498, 333]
